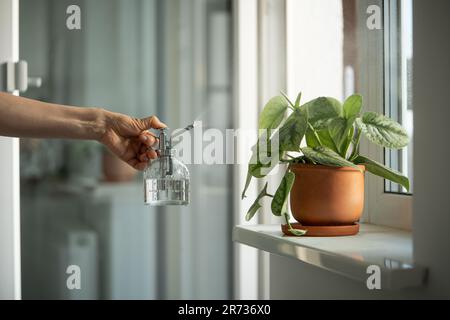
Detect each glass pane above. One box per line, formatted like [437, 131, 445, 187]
[19, 0, 233, 299]
[384, 0, 414, 194]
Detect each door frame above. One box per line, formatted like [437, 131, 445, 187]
[0, 0, 21, 300]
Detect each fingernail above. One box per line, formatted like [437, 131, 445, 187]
[142, 136, 148, 141]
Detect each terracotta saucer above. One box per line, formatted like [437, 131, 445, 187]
[281, 223, 359, 237]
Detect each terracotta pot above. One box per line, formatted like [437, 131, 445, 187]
[289, 164, 365, 226]
[102, 150, 137, 183]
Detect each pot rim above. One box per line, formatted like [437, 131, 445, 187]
[289, 163, 365, 172]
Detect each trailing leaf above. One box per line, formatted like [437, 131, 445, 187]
[356, 112, 409, 149]
[245, 202, 261, 222]
[278, 109, 308, 152]
[354, 155, 410, 191]
[258, 96, 289, 131]
[302, 146, 363, 172]
[247, 129, 279, 178]
[241, 171, 252, 199]
[284, 213, 307, 236]
[271, 171, 296, 216]
[245, 183, 269, 221]
[343, 94, 363, 119]
[248, 152, 278, 178]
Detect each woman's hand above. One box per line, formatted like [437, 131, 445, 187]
[98, 110, 166, 171]
[0, 92, 166, 170]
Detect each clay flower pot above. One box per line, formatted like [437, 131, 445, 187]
[289, 164, 365, 226]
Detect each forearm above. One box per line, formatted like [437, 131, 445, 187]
[0, 92, 106, 140]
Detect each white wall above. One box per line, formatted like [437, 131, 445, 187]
[270, 0, 450, 299]
[412, 0, 450, 298]
[286, 0, 344, 102]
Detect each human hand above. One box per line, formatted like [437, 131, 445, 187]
[98, 110, 166, 171]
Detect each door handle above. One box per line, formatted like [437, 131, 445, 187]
[1, 60, 42, 93]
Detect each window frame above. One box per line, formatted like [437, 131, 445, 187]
[0, 0, 22, 300]
[359, 0, 413, 230]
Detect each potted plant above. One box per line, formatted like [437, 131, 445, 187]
[242, 93, 410, 236]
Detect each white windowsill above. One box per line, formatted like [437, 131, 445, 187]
[233, 223, 427, 290]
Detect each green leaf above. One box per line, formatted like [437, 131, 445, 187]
[294, 92, 302, 108]
[278, 109, 307, 152]
[302, 146, 363, 172]
[343, 94, 363, 119]
[283, 212, 307, 236]
[328, 117, 348, 154]
[246, 203, 261, 222]
[247, 129, 279, 178]
[259, 96, 289, 131]
[271, 171, 296, 216]
[241, 171, 252, 199]
[354, 155, 410, 191]
[248, 150, 277, 178]
[328, 116, 358, 157]
[356, 112, 409, 149]
[245, 183, 268, 221]
[286, 227, 307, 236]
[305, 126, 339, 153]
[302, 97, 343, 127]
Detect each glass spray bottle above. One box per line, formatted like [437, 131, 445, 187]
[143, 127, 190, 206]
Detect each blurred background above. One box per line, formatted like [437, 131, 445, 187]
[19, 0, 233, 299]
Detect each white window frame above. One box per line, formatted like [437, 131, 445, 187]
[233, 0, 288, 300]
[0, 0, 21, 300]
[358, 0, 412, 230]
[232, 0, 260, 300]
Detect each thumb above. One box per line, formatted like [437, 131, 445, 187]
[139, 115, 167, 130]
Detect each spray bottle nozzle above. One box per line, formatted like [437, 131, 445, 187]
[157, 128, 171, 157]
[170, 122, 196, 139]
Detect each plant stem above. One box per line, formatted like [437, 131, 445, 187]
[343, 128, 354, 159]
[283, 213, 306, 236]
[284, 213, 293, 229]
[280, 91, 296, 108]
[350, 129, 362, 160]
[308, 123, 323, 147]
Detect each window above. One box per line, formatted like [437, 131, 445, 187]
[384, 0, 413, 194]
[235, 0, 415, 299]
[361, 0, 413, 229]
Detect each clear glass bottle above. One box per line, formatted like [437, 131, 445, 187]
[144, 129, 190, 206]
